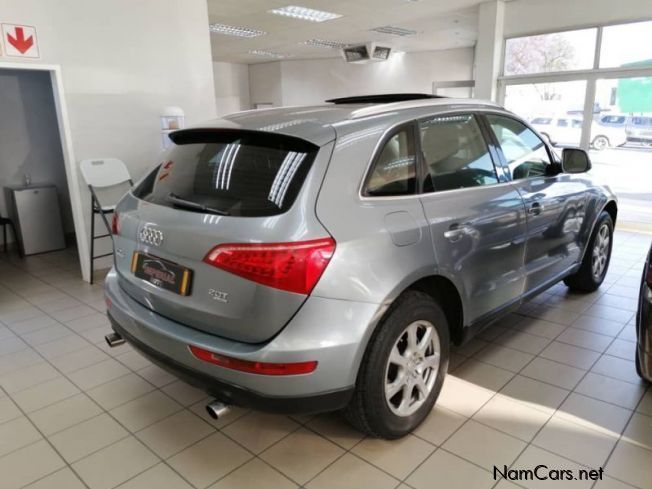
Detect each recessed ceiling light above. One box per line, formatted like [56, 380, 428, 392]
[370, 25, 418, 37]
[268, 5, 342, 22]
[248, 49, 292, 59]
[303, 39, 350, 49]
[209, 23, 266, 38]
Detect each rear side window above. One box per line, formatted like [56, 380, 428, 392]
[420, 114, 498, 192]
[364, 126, 417, 196]
[531, 118, 551, 125]
[135, 130, 318, 217]
[633, 117, 652, 126]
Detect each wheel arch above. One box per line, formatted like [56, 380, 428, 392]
[604, 200, 618, 226]
[407, 275, 465, 345]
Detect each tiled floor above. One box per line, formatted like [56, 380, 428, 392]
[1, 231, 651, 489]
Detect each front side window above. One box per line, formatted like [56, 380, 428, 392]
[364, 126, 417, 196]
[486, 115, 551, 180]
[420, 114, 498, 192]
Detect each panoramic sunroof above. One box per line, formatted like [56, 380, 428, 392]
[326, 94, 444, 104]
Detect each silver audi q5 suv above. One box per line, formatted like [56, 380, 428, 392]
[105, 94, 617, 438]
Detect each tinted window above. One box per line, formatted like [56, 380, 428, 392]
[486, 115, 551, 180]
[633, 117, 652, 126]
[557, 119, 568, 127]
[601, 115, 626, 124]
[420, 114, 498, 192]
[531, 118, 552, 125]
[364, 126, 416, 196]
[136, 130, 318, 217]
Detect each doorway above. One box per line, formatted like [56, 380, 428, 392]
[0, 63, 90, 280]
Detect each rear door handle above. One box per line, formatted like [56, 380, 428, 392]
[528, 202, 544, 216]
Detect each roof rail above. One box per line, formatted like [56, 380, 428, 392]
[326, 93, 444, 105]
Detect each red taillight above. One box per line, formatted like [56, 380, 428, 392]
[111, 212, 120, 235]
[203, 238, 335, 295]
[189, 345, 317, 375]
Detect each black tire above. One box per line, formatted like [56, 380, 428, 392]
[343, 290, 450, 438]
[635, 347, 646, 381]
[564, 211, 613, 292]
[591, 135, 610, 151]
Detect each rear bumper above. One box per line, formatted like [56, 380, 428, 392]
[104, 268, 381, 412]
[108, 314, 353, 413]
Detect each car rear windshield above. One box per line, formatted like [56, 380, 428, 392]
[134, 129, 319, 217]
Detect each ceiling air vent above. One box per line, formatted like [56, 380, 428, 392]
[370, 25, 417, 37]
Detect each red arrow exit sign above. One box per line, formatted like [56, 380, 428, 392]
[1, 23, 39, 58]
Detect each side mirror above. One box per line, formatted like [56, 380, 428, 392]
[562, 148, 591, 174]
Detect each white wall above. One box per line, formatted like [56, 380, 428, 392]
[0, 69, 73, 241]
[213, 61, 250, 116]
[0, 0, 216, 277]
[248, 48, 475, 107]
[504, 0, 652, 37]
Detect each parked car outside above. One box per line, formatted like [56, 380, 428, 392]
[104, 94, 618, 438]
[636, 241, 652, 383]
[598, 113, 652, 145]
[628, 116, 652, 145]
[530, 116, 627, 150]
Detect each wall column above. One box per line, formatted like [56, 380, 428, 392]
[474, 0, 505, 101]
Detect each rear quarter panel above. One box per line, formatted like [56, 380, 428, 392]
[312, 117, 440, 307]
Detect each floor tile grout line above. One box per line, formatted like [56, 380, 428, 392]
[399, 336, 527, 487]
[466, 313, 646, 410]
[0, 267, 213, 489]
[587, 379, 652, 489]
[501, 316, 636, 489]
[451, 304, 630, 489]
[0, 384, 93, 489]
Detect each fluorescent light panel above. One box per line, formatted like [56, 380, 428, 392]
[371, 25, 418, 37]
[209, 23, 266, 38]
[248, 49, 291, 59]
[268, 5, 342, 22]
[303, 39, 349, 49]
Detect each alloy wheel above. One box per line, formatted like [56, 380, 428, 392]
[384, 320, 440, 417]
[592, 223, 610, 280]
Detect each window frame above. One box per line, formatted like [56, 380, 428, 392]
[478, 112, 560, 182]
[360, 121, 420, 198]
[499, 19, 652, 151]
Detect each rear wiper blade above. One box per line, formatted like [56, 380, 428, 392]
[166, 193, 229, 216]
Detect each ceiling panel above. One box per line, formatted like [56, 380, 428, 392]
[207, 0, 482, 63]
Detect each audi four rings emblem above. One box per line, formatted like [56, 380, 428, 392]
[139, 225, 164, 246]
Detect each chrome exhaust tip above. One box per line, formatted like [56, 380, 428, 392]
[105, 332, 126, 348]
[206, 400, 231, 419]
